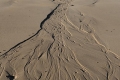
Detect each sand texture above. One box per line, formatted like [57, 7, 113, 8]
[0, 0, 120, 80]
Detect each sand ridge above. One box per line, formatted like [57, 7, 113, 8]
[0, 0, 120, 80]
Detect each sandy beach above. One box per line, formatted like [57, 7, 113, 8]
[0, 0, 120, 80]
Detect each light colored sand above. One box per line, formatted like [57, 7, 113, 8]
[72, 0, 120, 55]
[0, 0, 120, 80]
[0, 0, 56, 54]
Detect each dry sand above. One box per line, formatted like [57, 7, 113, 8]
[0, 0, 120, 80]
[0, 0, 56, 54]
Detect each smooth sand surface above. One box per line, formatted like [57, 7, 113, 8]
[0, 0, 56, 54]
[72, 0, 120, 56]
[0, 0, 120, 80]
